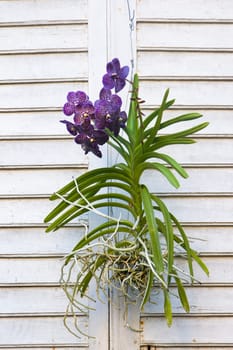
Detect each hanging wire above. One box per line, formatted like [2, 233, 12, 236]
[126, 0, 135, 78]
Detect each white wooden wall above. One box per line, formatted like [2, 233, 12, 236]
[136, 1, 233, 349]
[0, 0, 233, 349]
[0, 0, 90, 348]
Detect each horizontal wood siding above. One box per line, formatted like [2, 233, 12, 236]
[137, 0, 233, 348]
[0, 0, 89, 347]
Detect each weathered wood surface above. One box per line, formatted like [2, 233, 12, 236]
[137, 23, 233, 48]
[0, 139, 88, 165]
[137, 0, 233, 19]
[0, 0, 89, 347]
[0, 0, 88, 22]
[137, 0, 233, 348]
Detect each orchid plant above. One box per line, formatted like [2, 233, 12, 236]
[44, 58, 209, 336]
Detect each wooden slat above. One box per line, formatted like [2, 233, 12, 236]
[175, 225, 233, 254]
[0, 197, 87, 224]
[0, 196, 231, 224]
[0, 81, 88, 109]
[146, 347, 233, 350]
[0, 52, 88, 80]
[0, 287, 67, 314]
[0, 257, 67, 284]
[141, 316, 233, 344]
[0, 347, 87, 350]
[0, 0, 88, 22]
[2, 108, 231, 137]
[0, 286, 86, 313]
[141, 109, 233, 135]
[143, 167, 233, 193]
[139, 80, 233, 106]
[162, 196, 233, 223]
[2, 166, 231, 196]
[173, 256, 233, 284]
[0, 316, 87, 345]
[1, 224, 232, 261]
[0, 111, 66, 136]
[0, 255, 231, 284]
[1, 225, 231, 255]
[0, 139, 88, 165]
[0, 168, 85, 195]
[137, 51, 233, 77]
[161, 138, 232, 164]
[0, 24, 87, 50]
[143, 286, 233, 314]
[0, 226, 84, 255]
[137, 0, 233, 20]
[137, 23, 233, 48]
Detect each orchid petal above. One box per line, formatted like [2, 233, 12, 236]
[103, 74, 115, 90]
[63, 102, 74, 116]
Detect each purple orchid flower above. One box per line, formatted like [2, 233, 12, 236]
[63, 91, 89, 116]
[108, 111, 128, 136]
[73, 101, 95, 125]
[102, 58, 129, 93]
[94, 88, 122, 130]
[61, 59, 129, 157]
[75, 126, 109, 158]
[99, 88, 122, 111]
[60, 120, 79, 136]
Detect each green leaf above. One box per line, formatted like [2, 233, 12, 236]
[140, 269, 154, 309]
[110, 132, 131, 153]
[164, 289, 172, 327]
[148, 137, 196, 152]
[174, 273, 190, 312]
[45, 176, 138, 232]
[170, 213, 194, 279]
[49, 167, 134, 200]
[45, 183, 101, 223]
[143, 99, 175, 130]
[46, 200, 136, 233]
[157, 122, 209, 140]
[136, 162, 180, 188]
[160, 112, 203, 130]
[190, 250, 209, 276]
[107, 140, 130, 163]
[151, 195, 174, 275]
[141, 185, 164, 274]
[45, 168, 136, 224]
[144, 89, 170, 147]
[150, 152, 189, 179]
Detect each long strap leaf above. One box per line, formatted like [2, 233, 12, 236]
[140, 269, 154, 309]
[149, 152, 188, 178]
[170, 213, 194, 279]
[137, 162, 180, 188]
[45, 170, 136, 223]
[156, 122, 209, 140]
[141, 185, 164, 274]
[46, 200, 137, 233]
[49, 167, 134, 200]
[144, 89, 170, 148]
[143, 99, 175, 129]
[151, 194, 174, 276]
[173, 270, 190, 313]
[160, 112, 203, 130]
[163, 288, 172, 327]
